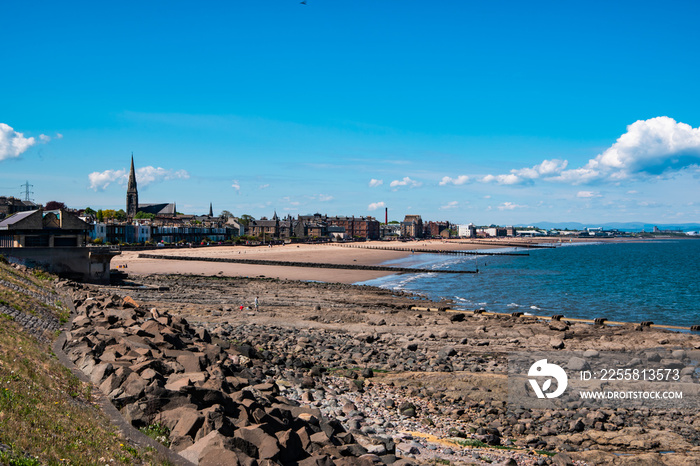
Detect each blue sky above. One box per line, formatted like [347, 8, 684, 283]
[1, 1, 699, 226]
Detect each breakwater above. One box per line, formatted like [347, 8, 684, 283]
[137, 253, 477, 274]
[326, 243, 528, 256]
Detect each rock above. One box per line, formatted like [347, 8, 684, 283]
[234, 426, 281, 460]
[179, 430, 227, 464]
[550, 337, 565, 350]
[395, 442, 420, 455]
[552, 452, 575, 466]
[549, 321, 569, 332]
[398, 402, 417, 418]
[567, 356, 590, 371]
[171, 408, 205, 439]
[275, 430, 304, 461]
[438, 346, 457, 358]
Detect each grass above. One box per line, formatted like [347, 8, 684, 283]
[450, 438, 518, 451]
[0, 285, 169, 465]
[139, 423, 171, 447]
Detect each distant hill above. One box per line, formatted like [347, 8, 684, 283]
[518, 222, 700, 232]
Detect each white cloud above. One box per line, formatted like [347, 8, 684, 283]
[137, 166, 189, 185]
[88, 165, 190, 191]
[318, 194, 334, 202]
[232, 180, 241, 193]
[0, 123, 51, 161]
[439, 175, 470, 186]
[555, 117, 700, 184]
[369, 179, 383, 188]
[258, 183, 270, 190]
[585, 116, 700, 180]
[481, 117, 700, 186]
[481, 159, 568, 185]
[440, 201, 459, 210]
[497, 202, 526, 211]
[88, 169, 127, 191]
[577, 191, 601, 198]
[368, 201, 386, 211]
[390, 176, 422, 189]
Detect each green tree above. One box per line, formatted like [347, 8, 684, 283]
[239, 214, 254, 226]
[115, 209, 127, 221]
[134, 211, 155, 220]
[84, 207, 96, 216]
[96, 209, 104, 222]
[102, 209, 117, 220]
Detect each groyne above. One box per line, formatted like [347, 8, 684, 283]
[326, 243, 529, 256]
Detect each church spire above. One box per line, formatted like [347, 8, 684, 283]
[126, 153, 139, 219]
[128, 153, 137, 191]
[209, 202, 213, 217]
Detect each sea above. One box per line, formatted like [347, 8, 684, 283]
[357, 239, 700, 329]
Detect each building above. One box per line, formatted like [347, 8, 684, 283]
[126, 155, 139, 219]
[0, 196, 39, 220]
[401, 215, 423, 238]
[424, 221, 451, 238]
[126, 155, 177, 218]
[327, 216, 380, 240]
[482, 227, 508, 237]
[458, 224, 476, 237]
[0, 209, 90, 247]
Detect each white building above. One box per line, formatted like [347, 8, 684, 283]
[458, 223, 476, 237]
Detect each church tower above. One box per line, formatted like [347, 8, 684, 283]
[126, 154, 139, 219]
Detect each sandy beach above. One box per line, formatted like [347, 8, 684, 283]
[113, 239, 514, 284]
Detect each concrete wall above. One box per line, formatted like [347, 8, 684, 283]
[0, 247, 119, 283]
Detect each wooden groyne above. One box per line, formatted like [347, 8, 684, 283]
[453, 240, 557, 249]
[327, 243, 529, 256]
[137, 253, 477, 274]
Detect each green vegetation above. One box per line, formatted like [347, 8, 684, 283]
[0, 264, 168, 465]
[450, 438, 518, 452]
[134, 211, 156, 220]
[139, 423, 171, 447]
[31, 269, 51, 281]
[0, 316, 167, 464]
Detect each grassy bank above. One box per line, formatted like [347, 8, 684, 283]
[0, 258, 168, 465]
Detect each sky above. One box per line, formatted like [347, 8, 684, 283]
[1, 1, 699, 226]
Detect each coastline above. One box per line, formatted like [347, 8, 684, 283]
[114, 239, 509, 284]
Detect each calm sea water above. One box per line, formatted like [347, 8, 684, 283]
[358, 239, 700, 328]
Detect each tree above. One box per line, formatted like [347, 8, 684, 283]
[135, 211, 155, 220]
[84, 207, 96, 216]
[221, 210, 234, 219]
[102, 209, 117, 220]
[115, 209, 127, 221]
[96, 209, 104, 222]
[45, 201, 67, 210]
[239, 214, 254, 226]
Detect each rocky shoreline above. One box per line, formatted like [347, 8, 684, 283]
[59, 273, 700, 465]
